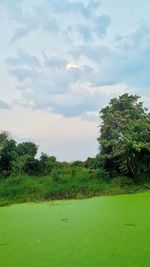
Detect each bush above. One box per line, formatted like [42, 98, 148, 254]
[112, 176, 133, 187]
[89, 168, 110, 181]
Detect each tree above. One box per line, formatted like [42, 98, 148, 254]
[98, 93, 150, 181]
[17, 142, 38, 157]
[0, 131, 9, 147]
[84, 157, 100, 169]
[39, 153, 56, 175]
[71, 160, 83, 167]
[0, 139, 17, 176]
[13, 142, 39, 175]
[23, 157, 40, 175]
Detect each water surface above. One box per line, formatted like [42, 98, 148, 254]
[0, 193, 150, 267]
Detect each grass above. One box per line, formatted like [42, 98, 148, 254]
[0, 192, 150, 267]
[0, 167, 148, 207]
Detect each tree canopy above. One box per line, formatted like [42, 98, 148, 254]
[98, 93, 150, 181]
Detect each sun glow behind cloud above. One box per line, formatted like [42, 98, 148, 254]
[66, 63, 79, 70]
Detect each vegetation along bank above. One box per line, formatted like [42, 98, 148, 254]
[0, 93, 149, 206]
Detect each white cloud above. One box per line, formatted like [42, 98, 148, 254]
[0, 0, 150, 160]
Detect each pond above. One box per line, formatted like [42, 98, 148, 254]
[0, 193, 150, 267]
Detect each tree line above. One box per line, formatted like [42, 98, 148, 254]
[0, 130, 100, 177]
[0, 93, 150, 183]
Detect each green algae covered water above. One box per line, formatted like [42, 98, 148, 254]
[0, 193, 150, 267]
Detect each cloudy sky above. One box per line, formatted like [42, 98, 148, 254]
[0, 0, 150, 161]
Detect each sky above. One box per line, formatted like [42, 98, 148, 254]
[0, 0, 150, 161]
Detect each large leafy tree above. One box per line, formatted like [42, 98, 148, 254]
[98, 93, 150, 181]
[0, 139, 17, 176]
[14, 142, 39, 175]
[0, 138, 39, 176]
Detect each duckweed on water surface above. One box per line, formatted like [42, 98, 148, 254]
[0, 193, 150, 267]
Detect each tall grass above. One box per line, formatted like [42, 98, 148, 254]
[0, 167, 149, 206]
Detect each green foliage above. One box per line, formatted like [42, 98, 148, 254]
[71, 160, 83, 167]
[98, 93, 150, 181]
[84, 156, 100, 169]
[23, 157, 40, 175]
[0, 139, 17, 176]
[0, 137, 39, 177]
[0, 93, 149, 206]
[0, 171, 148, 206]
[89, 168, 110, 181]
[112, 176, 133, 187]
[39, 153, 57, 175]
[0, 131, 9, 146]
[17, 142, 38, 157]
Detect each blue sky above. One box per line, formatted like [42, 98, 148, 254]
[0, 0, 150, 160]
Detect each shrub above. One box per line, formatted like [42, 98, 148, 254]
[112, 176, 133, 187]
